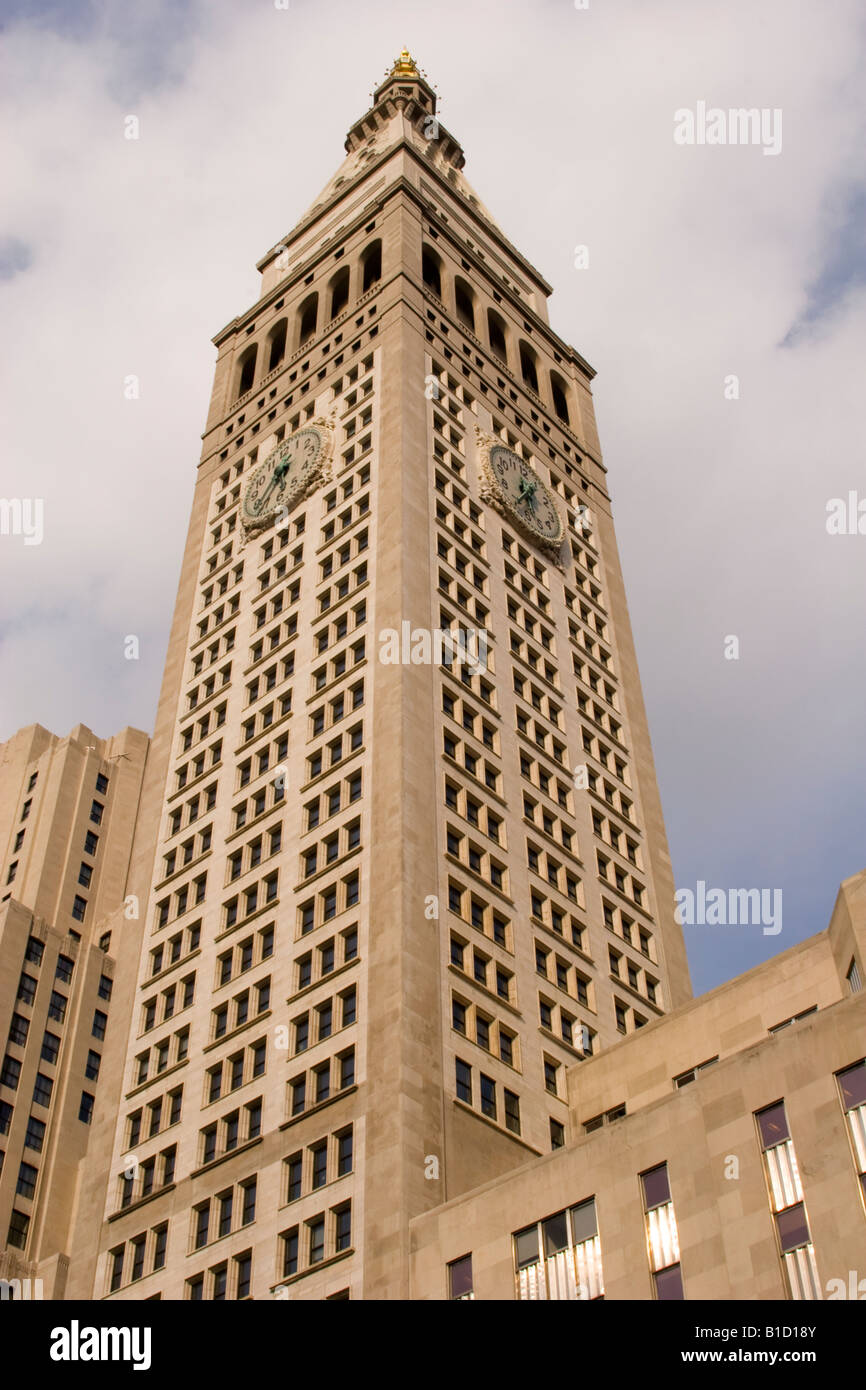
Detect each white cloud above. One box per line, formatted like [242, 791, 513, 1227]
[1, 0, 864, 988]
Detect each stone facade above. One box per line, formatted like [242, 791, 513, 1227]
[64, 53, 693, 1302]
[409, 871, 866, 1300]
[0, 723, 148, 1296]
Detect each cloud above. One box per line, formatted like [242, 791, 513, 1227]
[1, 0, 864, 992]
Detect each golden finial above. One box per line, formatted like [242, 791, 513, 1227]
[391, 48, 418, 77]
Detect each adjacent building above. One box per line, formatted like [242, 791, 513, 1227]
[0, 722, 148, 1296]
[409, 870, 866, 1301]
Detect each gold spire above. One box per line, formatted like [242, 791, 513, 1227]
[391, 48, 418, 77]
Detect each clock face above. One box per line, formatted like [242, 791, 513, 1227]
[488, 446, 564, 546]
[242, 428, 325, 527]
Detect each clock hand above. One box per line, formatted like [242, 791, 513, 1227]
[254, 457, 291, 514]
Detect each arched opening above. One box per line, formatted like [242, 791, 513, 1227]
[519, 342, 539, 394]
[236, 344, 257, 399]
[488, 309, 508, 364]
[550, 371, 570, 425]
[361, 240, 382, 292]
[298, 293, 318, 347]
[329, 267, 350, 320]
[454, 277, 475, 333]
[267, 319, 287, 372]
[422, 245, 443, 297]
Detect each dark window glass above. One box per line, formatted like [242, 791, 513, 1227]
[654, 1264, 684, 1300]
[542, 1210, 569, 1257]
[642, 1163, 671, 1210]
[775, 1203, 810, 1254]
[570, 1198, 598, 1244]
[838, 1061, 866, 1112]
[757, 1102, 790, 1150]
[514, 1225, 539, 1269]
[448, 1253, 472, 1298]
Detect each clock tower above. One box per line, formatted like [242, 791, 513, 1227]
[70, 51, 691, 1302]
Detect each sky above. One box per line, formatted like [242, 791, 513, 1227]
[1, 0, 864, 994]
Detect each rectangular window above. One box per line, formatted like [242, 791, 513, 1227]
[334, 1203, 352, 1252]
[308, 1216, 325, 1265]
[504, 1090, 521, 1135]
[448, 1253, 474, 1300]
[282, 1227, 299, 1278]
[756, 1100, 819, 1299]
[32, 1072, 53, 1107]
[16, 1161, 38, 1199]
[641, 1163, 682, 1299]
[8, 1013, 29, 1046]
[56, 954, 75, 983]
[513, 1198, 604, 1300]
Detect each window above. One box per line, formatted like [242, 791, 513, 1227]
[8, 1013, 29, 1046]
[25, 936, 44, 965]
[24, 1117, 45, 1152]
[1, 1056, 21, 1090]
[7, 1209, 30, 1250]
[194, 1204, 209, 1250]
[282, 1227, 299, 1278]
[337, 1127, 353, 1177]
[92, 1010, 108, 1040]
[217, 1190, 233, 1238]
[479, 1073, 496, 1119]
[448, 1253, 473, 1300]
[16, 1161, 38, 1199]
[455, 1058, 472, 1104]
[55, 954, 75, 984]
[335, 1204, 352, 1252]
[32, 1072, 53, 1107]
[309, 1215, 325, 1265]
[641, 1162, 683, 1300]
[513, 1199, 603, 1300]
[361, 240, 382, 292]
[235, 1250, 252, 1299]
[17, 972, 37, 1007]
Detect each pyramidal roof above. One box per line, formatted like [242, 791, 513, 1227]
[293, 50, 508, 245]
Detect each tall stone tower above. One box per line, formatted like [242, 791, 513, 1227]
[70, 52, 691, 1302]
